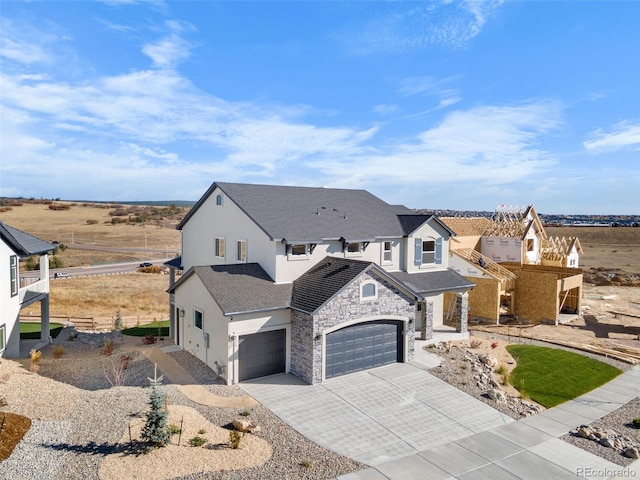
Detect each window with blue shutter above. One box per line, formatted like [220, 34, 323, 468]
[435, 237, 443, 264]
[414, 238, 422, 266]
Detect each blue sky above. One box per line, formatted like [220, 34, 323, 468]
[1, 1, 638, 214]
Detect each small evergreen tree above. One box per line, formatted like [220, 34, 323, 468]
[141, 365, 170, 449]
[114, 309, 124, 331]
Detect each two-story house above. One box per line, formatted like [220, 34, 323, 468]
[167, 182, 473, 384]
[1, 221, 53, 358]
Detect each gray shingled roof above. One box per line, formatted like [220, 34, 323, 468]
[0, 221, 53, 256]
[179, 182, 411, 242]
[170, 263, 292, 315]
[390, 269, 475, 295]
[291, 257, 373, 314]
[397, 214, 456, 236]
[291, 256, 420, 314]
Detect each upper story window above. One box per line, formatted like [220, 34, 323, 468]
[194, 309, 203, 330]
[347, 242, 362, 254]
[360, 281, 378, 301]
[291, 244, 307, 256]
[382, 241, 392, 263]
[0, 324, 5, 353]
[216, 194, 223, 206]
[10, 255, 18, 297]
[214, 237, 226, 258]
[414, 237, 442, 266]
[527, 238, 535, 252]
[421, 240, 435, 264]
[237, 240, 247, 263]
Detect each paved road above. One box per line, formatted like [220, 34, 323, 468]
[21, 259, 174, 280]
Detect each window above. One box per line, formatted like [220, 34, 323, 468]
[527, 238, 535, 252]
[291, 244, 307, 256]
[216, 194, 223, 206]
[362, 283, 376, 298]
[0, 324, 5, 353]
[237, 240, 247, 262]
[215, 237, 225, 258]
[194, 310, 203, 330]
[347, 242, 361, 254]
[422, 240, 435, 264]
[10, 255, 18, 297]
[383, 241, 392, 263]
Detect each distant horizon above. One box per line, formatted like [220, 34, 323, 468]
[1, 195, 638, 219]
[1, 2, 638, 214]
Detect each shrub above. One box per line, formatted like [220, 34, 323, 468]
[169, 424, 182, 435]
[491, 341, 498, 349]
[300, 459, 313, 470]
[496, 363, 510, 385]
[142, 335, 157, 345]
[52, 345, 65, 359]
[198, 428, 207, 435]
[239, 408, 251, 417]
[188, 436, 207, 447]
[86, 219, 99, 225]
[103, 354, 132, 388]
[470, 339, 482, 349]
[229, 429, 245, 449]
[101, 340, 115, 356]
[29, 349, 42, 372]
[633, 418, 640, 428]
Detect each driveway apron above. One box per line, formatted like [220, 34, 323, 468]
[241, 362, 513, 466]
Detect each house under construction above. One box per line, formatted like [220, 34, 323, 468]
[442, 205, 583, 325]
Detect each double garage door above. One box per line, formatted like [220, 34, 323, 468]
[325, 320, 403, 379]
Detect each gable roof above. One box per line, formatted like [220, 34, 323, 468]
[169, 263, 292, 316]
[291, 256, 417, 314]
[179, 182, 417, 242]
[397, 214, 456, 237]
[391, 269, 475, 295]
[0, 221, 53, 256]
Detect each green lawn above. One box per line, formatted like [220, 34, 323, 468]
[507, 344, 622, 408]
[122, 320, 169, 337]
[19, 322, 64, 340]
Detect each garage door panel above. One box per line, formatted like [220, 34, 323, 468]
[239, 329, 286, 381]
[326, 321, 403, 379]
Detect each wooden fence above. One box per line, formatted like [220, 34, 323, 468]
[19, 314, 162, 331]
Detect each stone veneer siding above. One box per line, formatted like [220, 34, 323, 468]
[454, 292, 469, 334]
[291, 271, 416, 384]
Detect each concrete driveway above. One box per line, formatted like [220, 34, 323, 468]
[241, 362, 513, 466]
[242, 363, 640, 480]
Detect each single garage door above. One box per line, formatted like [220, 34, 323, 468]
[325, 320, 403, 379]
[239, 329, 286, 381]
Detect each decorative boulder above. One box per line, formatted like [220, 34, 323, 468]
[232, 418, 261, 433]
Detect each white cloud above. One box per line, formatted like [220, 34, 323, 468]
[0, 18, 58, 65]
[337, 0, 505, 55]
[583, 121, 640, 153]
[373, 104, 400, 115]
[308, 101, 563, 190]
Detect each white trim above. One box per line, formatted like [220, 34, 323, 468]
[0, 324, 5, 353]
[193, 307, 204, 330]
[214, 236, 226, 259]
[287, 243, 310, 261]
[381, 241, 393, 265]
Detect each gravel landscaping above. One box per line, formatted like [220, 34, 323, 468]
[0, 328, 364, 480]
[1, 327, 637, 478]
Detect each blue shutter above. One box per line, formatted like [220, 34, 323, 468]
[414, 238, 422, 265]
[435, 237, 443, 264]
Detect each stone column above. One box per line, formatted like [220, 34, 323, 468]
[422, 301, 434, 340]
[455, 292, 469, 334]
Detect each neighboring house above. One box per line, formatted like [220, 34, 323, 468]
[167, 182, 473, 385]
[443, 205, 583, 325]
[0, 221, 53, 358]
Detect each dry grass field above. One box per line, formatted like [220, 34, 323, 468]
[1, 200, 185, 324]
[3, 201, 639, 327]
